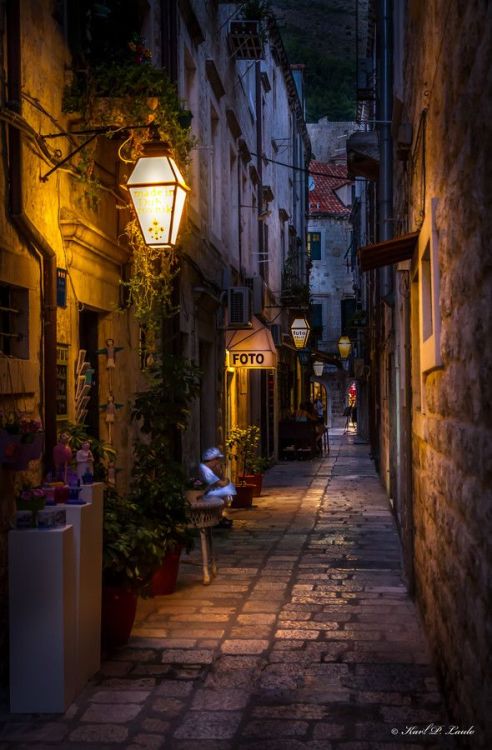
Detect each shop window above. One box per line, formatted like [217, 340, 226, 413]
[0, 283, 29, 359]
[419, 198, 442, 372]
[307, 231, 321, 260]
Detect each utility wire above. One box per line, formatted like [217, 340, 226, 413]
[249, 150, 355, 181]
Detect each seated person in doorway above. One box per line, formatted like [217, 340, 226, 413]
[199, 447, 236, 528]
[295, 401, 318, 422]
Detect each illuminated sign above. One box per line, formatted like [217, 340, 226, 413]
[227, 349, 276, 368]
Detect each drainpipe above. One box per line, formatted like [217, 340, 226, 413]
[6, 0, 57, 468]
[255, 60, 263, 276]
[376, 0, 393, 297]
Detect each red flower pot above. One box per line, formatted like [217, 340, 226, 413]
[151, 546, 182, 596]
[101, 586, 138, 648]
[230, 483, 255, 508]
[239, 474, 263, 497]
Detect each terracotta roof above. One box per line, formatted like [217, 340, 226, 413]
[308, 161, 351, 217]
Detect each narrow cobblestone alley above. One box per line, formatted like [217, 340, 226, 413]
[0, 428, 454, 750]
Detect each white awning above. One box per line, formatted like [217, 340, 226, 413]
[226, 317, 277, 368]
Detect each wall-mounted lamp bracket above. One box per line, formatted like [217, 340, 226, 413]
[39, 123, 151, 181]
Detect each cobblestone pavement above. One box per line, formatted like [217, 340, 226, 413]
[0, 428, 455, 750]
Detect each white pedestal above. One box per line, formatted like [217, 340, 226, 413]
[79, 482, 104, 506]
[63, 485, 103, 692]
[9, 526, 77, 713]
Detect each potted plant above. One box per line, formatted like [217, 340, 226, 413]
[102, 489, 162, 647]
[228, 1, 270, 59]
[16, 485, 46, 526]
[0, 412, 43, 471]
[244, 455, 269, 497]
[226, 425, 260, 508]
[130, 355, 201, 595]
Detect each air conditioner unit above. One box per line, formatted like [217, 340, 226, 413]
[245, 275, 267, 315]
[270, 324, 282, 347]
[227, 287, 251, 328]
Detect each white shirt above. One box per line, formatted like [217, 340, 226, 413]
[198, 463, 237, 497]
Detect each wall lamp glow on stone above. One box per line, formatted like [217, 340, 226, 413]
[337, 335, 352, 359]
[127, 137, 190, 248]
[290, 317, 311, 349]
[313, 360, 324, 377]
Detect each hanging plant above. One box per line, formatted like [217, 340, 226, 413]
[62, 37, 195, 196]
[121, 218, 179, 335]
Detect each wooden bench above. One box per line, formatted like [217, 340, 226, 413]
[279, 420, 328, 460]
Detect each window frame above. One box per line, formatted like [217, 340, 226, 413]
[307, 231, 322, 261]
[418, 197, 442, 373]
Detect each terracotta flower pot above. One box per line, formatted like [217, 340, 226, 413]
[230, 483, 255, 508]
[151, 546, 182, 596]
[101, 586, 138, 648]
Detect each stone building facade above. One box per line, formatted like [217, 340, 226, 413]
[354, 1, 492, 742]
[399, 2, 492, 740]
[307, 122, 358, 423]
[0, 0, 309, 679]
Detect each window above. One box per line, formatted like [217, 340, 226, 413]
[307, 231, 321, 260]
[341, 297, 356, 336]
[0, 283, 29, 358]
[210, 108, 221, 236]
[418, 198, 442, 372]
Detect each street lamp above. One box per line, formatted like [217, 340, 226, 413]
[313, 360, 324, 377]
[127, 133, 190, 248]
[337, 335, 352, 360]
[290, 317, 311, 349]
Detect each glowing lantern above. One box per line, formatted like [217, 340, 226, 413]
[127, 137, 190, 248]
[290, 317, 310, 349]
[313, 360, 324, 377]
[337, 335, 352, 359]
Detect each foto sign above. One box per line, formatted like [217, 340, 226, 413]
[227, 349, 276, 368]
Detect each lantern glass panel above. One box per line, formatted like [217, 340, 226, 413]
[170, 186, 187, 245]
[129, 184, 175, 246]
[128, 155, 189, 189]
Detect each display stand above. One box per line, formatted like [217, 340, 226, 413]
[9, 526, 77, 713]
[63, 482, 103, 692]
[187, 498, 224, 584]
[79, 481, 104, 506]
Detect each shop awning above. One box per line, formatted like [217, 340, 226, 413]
[226, 317, 277, 368]
[358, 231, 419, 271]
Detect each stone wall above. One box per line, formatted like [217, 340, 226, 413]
[401, 1, 492, 742]
[308, 119, 361, 162]
[309, 217, 354, 351]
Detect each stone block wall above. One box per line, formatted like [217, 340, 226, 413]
[310, 217, 354, 350]
[402, 2, 492, 742]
